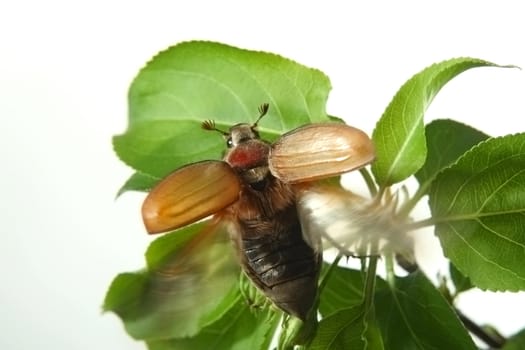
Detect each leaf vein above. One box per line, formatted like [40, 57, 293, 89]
[385, 80, 422, 183]
[447, 223, 525, 281]
[477, 168, 525, 214]
[475, 218, 525, 249]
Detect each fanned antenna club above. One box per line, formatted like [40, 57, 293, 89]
[202, 120, 228, 136]
[253, 103, 270, 127]
[202, 103, 269, 134]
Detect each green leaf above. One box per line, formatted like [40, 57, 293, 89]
[144, 221, 206, 270]
[415, 119, 489, 192]
[372, 58, 511, 187]
[503, 329, 525, 350]
[114, 41, 332, 178]
[103, 222, 240, 340]
[306, 263, 388, 349]
[327, 114, 345, 123]
[117, 171, 160, 197]
[103, 272, 148, 316]
[319, 264, 365, 317]
[375, 272, 476, 350]
[450, 262, 473, 295]
[429, 133, 525, 291]
[114, 120, 222, 178]
[314, 263, 388, 349]
[147, 297, 279, 350]
[364, 316, 385, 350]
[308, 306, 385, 350]
[308, 306, 366, 350]
[319, 263, 387, 317]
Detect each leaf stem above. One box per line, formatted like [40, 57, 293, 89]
[405, 217, 437, 231]
[319, 253, 343, 293]
[363, 255, 378, 312]
[359, 167, 377, 197]
[397, 183, 429, 218]
[376, 185, 386, 203]
[385, 254, 396, 287]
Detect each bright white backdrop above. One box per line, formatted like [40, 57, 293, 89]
[1, 1, 524, 349]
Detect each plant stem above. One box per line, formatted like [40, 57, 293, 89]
[363, 255, 378, 312]
[405, 217, 437, 231]
[385, 254, 396, 287]
[455, 308, 506, 348]
[397, 182, 429, 218]
[359, 168, 377, 197]
[319, 253, 343, 293]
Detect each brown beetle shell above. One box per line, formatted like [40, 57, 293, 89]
[141, 112, 375, 321]
[269, 123, 375, 183]
[142, 161, 241, 234]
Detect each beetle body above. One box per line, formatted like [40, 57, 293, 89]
[223, 121, 321, 320]
[141, 104, 375, 320]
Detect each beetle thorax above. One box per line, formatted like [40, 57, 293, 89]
[225, 124, 271, 185]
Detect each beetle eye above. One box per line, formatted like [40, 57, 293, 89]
[226, 138, 233, 148]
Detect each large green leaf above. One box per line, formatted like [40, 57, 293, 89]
[308, 306, 366, 350]
[114, 41, 332, 178]
[103, 222, 240, 340]
[415, 119, 489, 192]
[429, 133, 525, 291]
[147, 298, 279, 350]
[375, 272, 476, 350]
[372, 58, 510, 187]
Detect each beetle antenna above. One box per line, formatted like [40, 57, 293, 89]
[201, 120, 229, 136]
[252, 103, 269, 128]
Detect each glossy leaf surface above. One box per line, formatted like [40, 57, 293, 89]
[430, 133, 525, 291]
[114, 41, 332, 178]
[375, 272, 476, 350]
[372, 58, 509, 186]
[415, 119, 489, 192]
[308, 306, 366, 350]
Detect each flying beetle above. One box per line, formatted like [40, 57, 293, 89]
[141, 104, 375, 321]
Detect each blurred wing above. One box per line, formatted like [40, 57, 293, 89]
[296, 185, 413, 257]
[123, 219, 240, 340]
[269, 123, 375, 183]
[142, 160, 241, 234]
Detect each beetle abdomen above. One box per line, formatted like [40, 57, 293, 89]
[237, 206, 321, 320]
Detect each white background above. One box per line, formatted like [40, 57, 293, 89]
[1, 1, 524, 349]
